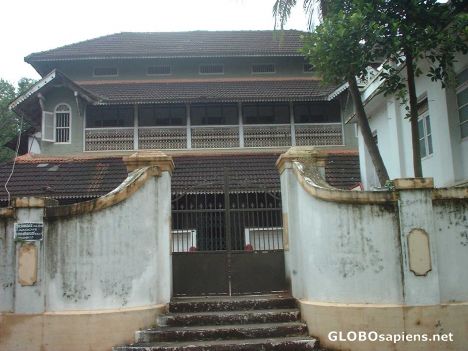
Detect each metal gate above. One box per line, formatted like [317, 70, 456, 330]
[171, 171, 287, 296]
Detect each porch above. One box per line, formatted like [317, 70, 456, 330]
[84, 102, 344, 151]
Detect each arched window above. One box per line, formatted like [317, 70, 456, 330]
[54, 104, 71, 143]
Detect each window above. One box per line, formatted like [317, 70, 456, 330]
[139, 104, 186, 126]
[242, 103, 290, 124]
[456, 68, 468, 139]
[199, 64, 224, 75]
[42, 104, 71, 143]
[93, 67, 118, 77]
[293, 102, 341, 123]
[417, 98, 433, 158]
[55, 104, 71, 143]
[86, 106, 134, 127]
[147, 65, 171, 75]
[191, 104, 238, 125]
[251, 64, 275, 74]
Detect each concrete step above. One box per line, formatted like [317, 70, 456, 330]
[157, 308, 301, 327]
[136, 321, 308, 343]
[169, 296, 297, 313]
[113, 336, 319, 351]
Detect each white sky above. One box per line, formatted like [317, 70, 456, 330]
[0, 0, 309, 85]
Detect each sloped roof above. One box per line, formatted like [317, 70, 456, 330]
[82, 78, 337, 104]
[0, 156, 127, 203]
[325, 153, 361, 189]
[25, 31, 305, 62]
[0, 151, 360, 204]
[171, 154, 282, 194]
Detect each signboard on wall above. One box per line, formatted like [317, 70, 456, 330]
[14, 223, 44, 241]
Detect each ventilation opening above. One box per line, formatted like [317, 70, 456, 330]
[252, 64, 275, 74]
[199, 64, 224, 75]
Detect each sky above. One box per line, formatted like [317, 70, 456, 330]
[0, 0, 309, 85]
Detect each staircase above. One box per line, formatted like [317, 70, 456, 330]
[113, 295, 326, 351]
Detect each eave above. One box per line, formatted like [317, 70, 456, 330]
[9, 70, 101, 126]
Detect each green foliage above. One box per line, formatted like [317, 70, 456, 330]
[301, 0, 385, 84]
[376, 1, 468, 105]
[273, 0, 319, 31]
[0, 78, 36, 162]
[274, 0, 467, 179]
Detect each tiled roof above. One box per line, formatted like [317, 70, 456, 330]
[171, 154, 282, 194]
[82, 78, 337, 104]
[0, 151, 360, 204]
[325, 153, 361, 189]
[26, 31, 305, 62]
[172, 152, 361, 193]
[0, 157, 127, 204]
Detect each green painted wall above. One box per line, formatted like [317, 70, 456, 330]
[48, 57, 316, 82]
[40, 88, 84, 155]
[35, 57, 357, 155]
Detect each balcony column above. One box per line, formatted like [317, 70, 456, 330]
[290, 101, 296, 146]
[238, 102, 244, 148]
[186, 103, 192, 149]
[133, 105, 139, 150]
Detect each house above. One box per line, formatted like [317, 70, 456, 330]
[7, 30, 360, 297]
[355, 54, 468, 189]
[3, 31, 468, 351]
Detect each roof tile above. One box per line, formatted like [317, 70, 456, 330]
[0, 152, 360, 204]
[83, 79, 337, 104]
[26, 31, 305, 61]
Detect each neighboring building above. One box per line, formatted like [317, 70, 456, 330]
[355, 54, 468, 189]
[8, 31, 360, 297]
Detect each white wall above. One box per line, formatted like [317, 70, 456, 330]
[282, 163, 403, 304]
[0, 218, 15, 312]
[0, 167, 172, 314]
[433, 199, 468, 303]
[359, 56, 468, 188]
[280, 156, 468, 306]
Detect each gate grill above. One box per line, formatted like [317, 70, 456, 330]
[172, 192, 282, 252]
[171, 165, 287, 296]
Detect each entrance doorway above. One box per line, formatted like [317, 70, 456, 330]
[171, 169, 287, 296]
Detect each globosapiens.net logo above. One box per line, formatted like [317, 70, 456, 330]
[328, 330, 454, 344]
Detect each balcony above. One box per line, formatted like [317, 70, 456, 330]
[84, 123, 343, 151]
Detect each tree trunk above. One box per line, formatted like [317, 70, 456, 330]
[348, 76, 390, 186]
[405, 50, 423, 178]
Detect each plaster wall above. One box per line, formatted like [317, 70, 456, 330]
[360, 57, 468, 188]
[0, 162, 173, 351]
[361, 96, 408, 187]
[0, 218, 15, 312]
[433, 199, 468, 303]
[48, 57, 316, 82]
[40, 87, 85, 155]
[282, 165, 403, 304]
[299, 300, 468, 351]
[45, 173, 170, 311]
[278, 150, 468, 351]
[0, 304, 166, 351]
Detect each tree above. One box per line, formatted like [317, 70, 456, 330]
[0, 78, 36, 162]
[275, 0, 468, 179]
[274, 0, 390, 186]
[375, 1, 468, 177]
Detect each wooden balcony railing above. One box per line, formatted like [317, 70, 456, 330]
[84, 123, 343, 151]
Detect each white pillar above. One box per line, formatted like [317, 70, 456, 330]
[134, 105, 139, 150]
[289, 102, 296, 146]
[238, 102, 244, 148]
[395, 179, 440, 305]
[186, 104, 192, 149]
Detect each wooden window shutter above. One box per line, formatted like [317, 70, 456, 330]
[42, 111, 55, 142]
